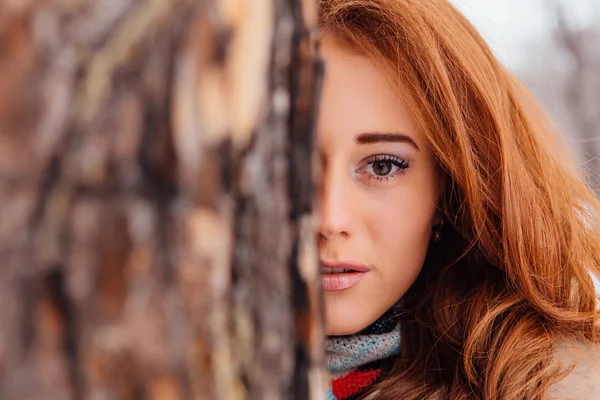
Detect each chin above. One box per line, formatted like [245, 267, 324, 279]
[325, 321, 361, 336]
[323, 291, 376, 336]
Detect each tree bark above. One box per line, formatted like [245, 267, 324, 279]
[0, 0, 325, 399]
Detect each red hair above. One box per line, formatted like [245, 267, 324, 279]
[319, 1, 600, 398]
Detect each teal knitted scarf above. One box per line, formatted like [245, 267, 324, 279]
[325, 306, 402, 400]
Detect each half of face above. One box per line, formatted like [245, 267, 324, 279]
[317, 36, 442, 336]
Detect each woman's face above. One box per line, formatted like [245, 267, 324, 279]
[317, 37, 441, 335]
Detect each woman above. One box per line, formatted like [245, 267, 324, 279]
[316, 1, 600, 399]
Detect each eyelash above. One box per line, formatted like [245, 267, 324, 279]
[359, 154, 410, 182]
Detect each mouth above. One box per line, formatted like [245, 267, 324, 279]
[320, 260, 369, 291]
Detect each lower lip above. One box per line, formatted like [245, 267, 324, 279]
[321, 272, 366, 291]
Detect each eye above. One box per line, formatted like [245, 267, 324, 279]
[372, 160, 394, 176]
[358, 154, 410, 182]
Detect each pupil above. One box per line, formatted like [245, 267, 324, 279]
[374, 161, 391, 175]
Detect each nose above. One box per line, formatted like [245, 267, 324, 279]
[317, 163, 353, 239]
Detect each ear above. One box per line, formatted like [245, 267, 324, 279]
[431, 207, 444, 229]
[432, 171, 445, 229]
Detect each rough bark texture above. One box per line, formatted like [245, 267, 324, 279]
[0, 0, 325, 399]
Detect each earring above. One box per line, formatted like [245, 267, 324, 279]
[432, 220, 444, 242]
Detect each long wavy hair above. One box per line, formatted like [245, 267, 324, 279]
[318, 1, 600, 398]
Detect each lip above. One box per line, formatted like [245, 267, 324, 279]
[320, 260, 370, 291]
[320, 260, 370, 272]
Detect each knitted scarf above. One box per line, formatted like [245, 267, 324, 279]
[325, 306, 401, 400]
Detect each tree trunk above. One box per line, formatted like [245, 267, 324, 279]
[547, 0, 600, 194]
[0, 0, 325, 399]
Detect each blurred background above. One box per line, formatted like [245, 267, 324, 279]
[452, 0, 600, 191]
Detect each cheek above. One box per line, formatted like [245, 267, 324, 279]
[363, 187, 435, 273]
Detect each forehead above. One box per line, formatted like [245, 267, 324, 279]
[320, 37, 395, 108]
[318, 37, 420, 146]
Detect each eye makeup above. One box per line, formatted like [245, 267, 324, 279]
[356, 153, 411, 183]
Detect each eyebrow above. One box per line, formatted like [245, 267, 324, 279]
[354, 132, 420, 151]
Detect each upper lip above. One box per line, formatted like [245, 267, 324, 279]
[320, 260, 370, 272]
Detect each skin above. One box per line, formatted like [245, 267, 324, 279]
[317, 36, 442, 336]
